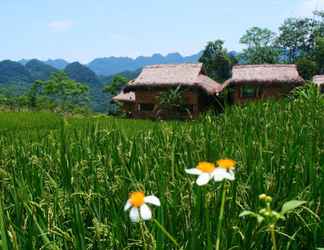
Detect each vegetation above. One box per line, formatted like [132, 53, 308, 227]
[25, 59, 57, 81]
[0, 85, 322, 249]
[156, 86, 189, 118]
[103, 75, 129, 96]
[239, 27, 279, 64]
[199, 40, 232, 83]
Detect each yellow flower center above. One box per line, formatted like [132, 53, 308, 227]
[129, 192, 145, 207]
[217, 159, 236, 170]
[196, 162, 215, 173]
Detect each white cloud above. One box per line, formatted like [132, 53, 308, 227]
[48, 20, 73, 32]
[295, 0, 324, 17]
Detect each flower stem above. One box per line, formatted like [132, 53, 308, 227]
[139, 222, 148, 250]
[215, 181, 228, 250]
[270, 225, 277, 250]
[153, 219, 180, 248]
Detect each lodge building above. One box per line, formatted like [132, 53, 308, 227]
[224, 64, 305, 104]
[119, 63, 223, 119]
[312, 75, 324, 93]
[113, 63, 305, 119]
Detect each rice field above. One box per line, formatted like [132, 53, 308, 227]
[0, 86, 323, 250]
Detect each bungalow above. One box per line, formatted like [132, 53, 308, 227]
[224, 64, 305, 104]
[312, 75, 324, 93]
[112, 91, 135, 115]
[117, 63, 223, 119]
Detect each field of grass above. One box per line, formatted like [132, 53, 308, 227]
[0, 86, 323, 249]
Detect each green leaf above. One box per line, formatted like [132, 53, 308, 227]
[239, 211, 264, 224]
[256, 215, 265, 224]
[239, 210, 257, 217]
[281, 200, 306, 215]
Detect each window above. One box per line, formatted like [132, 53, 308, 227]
[138, 103, 155, 112]
[241, 85, 258, 98]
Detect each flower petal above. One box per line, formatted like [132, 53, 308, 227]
[196, 173, 212, 186]
[140, 204, 152, 220]
[124, 200, 132, 211]
[144, 195, 161, 206]
[129, 207, 140, 222]
[185, 168, 203, 175]
[213, 168, 235, 182]
[227, 170, 235, 181]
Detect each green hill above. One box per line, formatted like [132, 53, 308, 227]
[25, 59, 57, 81]
[0, 60, 32, 85]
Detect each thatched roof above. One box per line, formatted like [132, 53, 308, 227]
[124, 63, 223, 95]
[112, 91, 135, 102]
[225, 64, 304, 86]
[312, 75, 324, 85]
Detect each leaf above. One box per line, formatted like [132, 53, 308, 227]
[239, 211, 264, 224]
[256, 215, 265, 224]
[281, 200, 306, 215]
[239, 210, 257, 217]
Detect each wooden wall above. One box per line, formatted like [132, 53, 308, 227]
[231, 83, 297, 104]
[132, 89, 200, 119]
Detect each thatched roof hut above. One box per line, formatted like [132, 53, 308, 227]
[312, 75, 324, 86]
[124, 63, 223, 95]
[225, 64, 304, 86]
[112, 91, 135, 102]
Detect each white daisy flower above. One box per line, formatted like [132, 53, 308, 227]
[214, 159, 236, 182]
[124, 192, 160, 222]
[185, 161, 217, 186]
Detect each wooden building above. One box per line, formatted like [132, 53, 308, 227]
[112, 91, 136, 116]
[312, 75, 324, 93]
[224, 64, 305, 104]
[115, 63, 223, 119]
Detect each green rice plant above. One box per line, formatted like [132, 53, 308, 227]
[0, 85, 322, 249]
[239, 194, 317, 250]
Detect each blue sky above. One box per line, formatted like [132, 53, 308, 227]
[0, 0, 323, 63]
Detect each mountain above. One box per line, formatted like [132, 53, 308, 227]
[0, 60, 32, 85]
[64, 62, 100, 86]
[99, 68, 141, 84]
[87, 51, 203, 76]
[64, 62, 105, 112]
[45, 59, 69, 70]
[25, 59, 57, 81]
[18, 59, 29, 66]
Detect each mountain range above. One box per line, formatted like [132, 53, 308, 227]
[1, 51, 204, 111]
[17, 52, 202, 76]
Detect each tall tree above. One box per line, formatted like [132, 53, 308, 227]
[43, 71, 89, 112]
[239, 27, 279, 64]
[199, 40, 232, 83]
[103, 75, 129, 96]
[276, 12, 324, 63]
[314, 36, 324, 74]
[296, 58, 318, 80]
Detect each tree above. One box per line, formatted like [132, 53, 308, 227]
[103, 75, 129, 96]
[43, 71, 89, 112]
[314, 36, 324, 74]
[27, 80, 45, 108]
[276, 15, 324, 63]
[239, 27, 279, 64]
[240, 27, 276, 48]
[199, 40, 232, 83]
[296, 58, 318, 80]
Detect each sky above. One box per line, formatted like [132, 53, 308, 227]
[0, 0, 324, 63]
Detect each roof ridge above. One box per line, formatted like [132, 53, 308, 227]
[144, 63, 203, 69]
[233, 64, 296, 69]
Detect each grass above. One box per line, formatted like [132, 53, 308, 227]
[0, 85, 323, 249]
